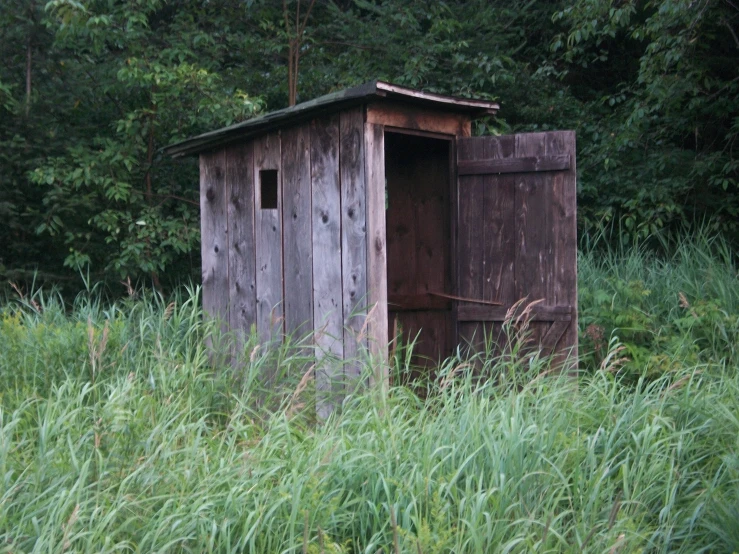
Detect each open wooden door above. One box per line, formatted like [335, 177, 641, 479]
[455, 131, 577, 365]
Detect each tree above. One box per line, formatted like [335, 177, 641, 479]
[552, 0, 739, 239]
[16, 0, 261, 289]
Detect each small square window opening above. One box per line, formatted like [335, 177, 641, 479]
[260, 170, 278, 209]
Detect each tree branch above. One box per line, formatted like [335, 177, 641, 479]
[706, 74, 739, 101]
[298, 0, 316, 37]
[722, 18, 739, 49]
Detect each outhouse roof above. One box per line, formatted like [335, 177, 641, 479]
[163, 80, 499, 158]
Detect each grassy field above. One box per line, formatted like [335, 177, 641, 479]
[1, 234, 738, 553]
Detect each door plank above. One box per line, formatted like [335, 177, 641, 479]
[482, 136, 516, 356]
[541, 320, 570, 357]
[514, 132, 552, 350]
[458, 154, 570, 175]
[547, 131, 578, 366]
[457, 304, 572, 322]
[456, 137, 486, 354]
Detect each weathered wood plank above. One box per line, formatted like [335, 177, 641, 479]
[402, 310, 447, 380]
[448, 139, 459, 348]
[547, 131, 578, 364]
[457, 304, 573, 322]
[254, 132, 283, 345]
[340, 108, 367, 384]
[514, 132, 552, 349]
[479, 136, 516, 358]
[200, 150, 230, 343]
[227, 142, 256, 359]
[366, 101, 471, 137]
[311, 114, 344, 418]
[482, 136, 516, 305]
[364, 122, 388, 383]
[541, 320, 570, 356]
[458, 154, 570, 175]
[456, 137, 485, 353]
[281, 124, 313, 340]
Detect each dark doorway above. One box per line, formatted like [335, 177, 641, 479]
[384, 131, 454, 377]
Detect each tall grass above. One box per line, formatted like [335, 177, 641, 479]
[0, 234, 737, 553]
[579, 228, 739, 375]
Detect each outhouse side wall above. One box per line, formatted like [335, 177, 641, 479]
[200, 141, 256, 358]
[199, 107, 373, 373]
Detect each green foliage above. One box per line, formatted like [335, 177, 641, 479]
[553, 0, 739, 239]
[578, 228, 739, 378]
[31, 1, 261, 282]
[1, 0, 263, 291]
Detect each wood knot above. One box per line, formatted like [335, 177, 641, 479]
[375, 236, 383, 252]
[347, 207, 355, 218]
[206, 188, 215, 202]
[321, 212, 329, 224]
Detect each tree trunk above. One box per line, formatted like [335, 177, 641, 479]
[283, 0, 316, 107]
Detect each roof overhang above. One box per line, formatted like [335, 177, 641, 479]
[163, 80, 499, 158]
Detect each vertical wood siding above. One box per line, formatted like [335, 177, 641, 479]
[226, 142, 256, 360]
[339, 108, 367, 385]
[311, 114, 344, 418]
[200, 150, 230, 342]
[282, 124, 314, 340]
[254, 133, 283, 346]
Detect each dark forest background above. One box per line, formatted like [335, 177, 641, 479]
[2, 0, 737, 295]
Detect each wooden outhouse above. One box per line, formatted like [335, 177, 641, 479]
[165, 80, 577, 397]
